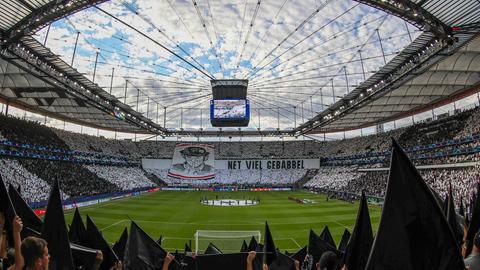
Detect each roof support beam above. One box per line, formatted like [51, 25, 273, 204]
[353, 0, 451, 38]
[2, 0, 108, 46]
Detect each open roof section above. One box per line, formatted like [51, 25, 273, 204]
[0, 0, 478, 137]
[297, 0, 480, 135]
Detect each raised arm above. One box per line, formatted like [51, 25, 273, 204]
[8, 216, 24, 270]
[247, 251, 256, 270]
[162, 252, 175, 270]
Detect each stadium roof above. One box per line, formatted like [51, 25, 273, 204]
[0, 0, 479, 137]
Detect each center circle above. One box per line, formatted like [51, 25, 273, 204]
[201, 199, 259, 207]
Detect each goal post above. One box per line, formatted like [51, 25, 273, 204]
[194, 230, 261, 254]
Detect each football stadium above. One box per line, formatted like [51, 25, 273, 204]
[0, 0, 479, 269]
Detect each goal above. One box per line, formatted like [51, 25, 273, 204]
[194, 230, 261, 254]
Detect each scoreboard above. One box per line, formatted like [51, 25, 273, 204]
[210, 80, 250, 127]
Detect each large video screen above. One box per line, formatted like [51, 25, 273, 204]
[211, 99, 249, 119]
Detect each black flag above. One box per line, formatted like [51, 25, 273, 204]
[459, 196, 465, 219]
[86, 215, 118, 269]
[8, 184, 42, 238]
[41, 180, 75, 270]
[240, 240, 248, 252]
[247, 236, 258, 251]
[0, 175, 13, 214]
[204, 243, 223, 255]
[290, 246, 307, 262]
[344, 192, 373, 270]
[447, 185, 464, 246]
[112, 227, 128, 262]
[269, 253, 296, 270]
[185, 242, 192, 253]
[365, 139, 465, 270]
[70, 243, 99, 269]
[466, 182, 480, 256]
[0, 176, 16, 247]
[196, 253, 247, 270]
[319, 226, 336, 249]
[308, 229, 338, 263]
[263, 222, 278, 266]
[124, 221, 178, 270]
[338, 229, 351, 253]
[442, 194, 449, 217]
[69, 208, 86, 245]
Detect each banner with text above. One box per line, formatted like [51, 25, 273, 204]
[216, 159, 319, 170]
[142, 158, 320, 170]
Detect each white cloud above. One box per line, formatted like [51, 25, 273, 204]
[32, 0, 421, 130]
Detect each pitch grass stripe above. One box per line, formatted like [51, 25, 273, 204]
[65, 190, 381, 251]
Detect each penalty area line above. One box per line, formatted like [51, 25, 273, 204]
[100, 219, 127, 232]
[332, 220, 352, 230]
[290, 238, 302, 249]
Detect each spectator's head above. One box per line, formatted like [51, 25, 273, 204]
[21, 237, 49, 270]
[316, 251, 338, 270]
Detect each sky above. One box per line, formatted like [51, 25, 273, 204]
[30, 0, 424, 133]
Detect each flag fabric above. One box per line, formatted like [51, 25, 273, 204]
[185, 242, 192, 253]
[447, 185, 464, 246]
[466, 182, 480, 256]
[263, 222, 278, 266]
[181, 255, 196, 270]
[442, 194, 449, 217]
[319, 226, 336, 249]
[247, 236, 258, 251]
[112, 227, 128, 262]
[0, 176, 17, 248]
[70, 243, 99, 269]
[8, 184, 42, 238]
[308, 229, 338, 263]
[204, 243, 223, 255]
[240, 240, 248, 252]
[289, 246, 307, 262]
[0, 175, 14, 215]
[195, 253, 247, 270]
[68, 208, 86, 245]
[269, 253, 296, 270]
[344, 192, 373, 270]
[365, 139, 465, 270]
[124, 221, 178, 270]
[172, 250, 185, 270]
[459, 197, 465, 219]
[41, 180, 75, 270]
[338, 229, 351, 253]
[86, 215, 118, 270]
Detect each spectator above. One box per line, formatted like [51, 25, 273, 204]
[316, 251, 338, 270]
[20, 237, 48, 270]
[465, 231, 480, 270]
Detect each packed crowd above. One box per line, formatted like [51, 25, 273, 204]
[2, 105, 480, 163]
[85, 165, 156, 190]
[0, 104, 479, 201]
[0, 156, 156, 202]
[304, 167, 364, 192]
[305, 165, 480, 206]
[0, 158, 58, 203]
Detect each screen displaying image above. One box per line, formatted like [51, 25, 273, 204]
[213, 100, 247, 119]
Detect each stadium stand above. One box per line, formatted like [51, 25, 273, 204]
[1, 0, 480, 268]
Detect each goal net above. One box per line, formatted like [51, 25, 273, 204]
[194, 230, 261, 254]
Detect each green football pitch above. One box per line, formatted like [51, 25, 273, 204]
[64, 190, 381, 253]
